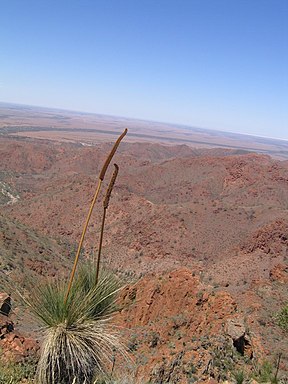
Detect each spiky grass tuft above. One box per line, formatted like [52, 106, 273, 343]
[37, 319, 123, 384]
[26, 266, 126, 384]
[76, 263, 123, 319]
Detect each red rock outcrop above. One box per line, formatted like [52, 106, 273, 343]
[241, 219, 288, 255]
[116, 269, 262, 382]
[269, 263, 288, 283]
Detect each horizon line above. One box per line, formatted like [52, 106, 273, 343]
[1, 100, 288, 143]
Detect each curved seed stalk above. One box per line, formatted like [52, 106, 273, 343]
[95, 164, 119, 285]
[99, 129, 127, 181]
[65, 130, 127, 303]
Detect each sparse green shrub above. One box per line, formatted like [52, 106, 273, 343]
[253, 360, 278, 384]
[233, 370, 245, 384]
[0, 359, 36, 384]
[276, 304, 288, 333]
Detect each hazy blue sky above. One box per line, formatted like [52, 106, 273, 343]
[1, 0, 288, 139]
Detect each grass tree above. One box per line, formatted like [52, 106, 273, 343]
[25, 129, 128, 384]
[27, 266, 125, 384]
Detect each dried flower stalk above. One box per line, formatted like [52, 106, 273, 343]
[95, 164, 119, 285]
[65, 130, 127, 302]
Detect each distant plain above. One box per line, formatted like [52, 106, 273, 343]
[1, 102, 288, 160]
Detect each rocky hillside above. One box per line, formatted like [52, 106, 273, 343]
[0, 136, 287, 381]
